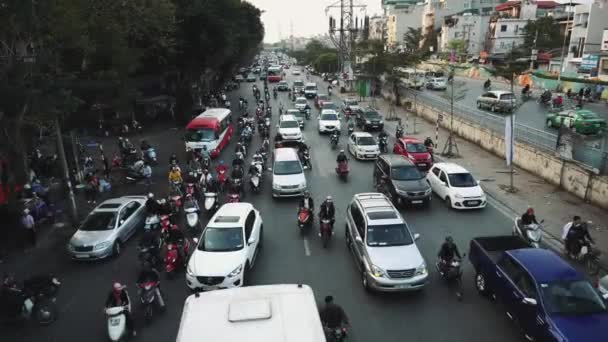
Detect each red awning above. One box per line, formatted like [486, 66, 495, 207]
[496, 0, 556, 11]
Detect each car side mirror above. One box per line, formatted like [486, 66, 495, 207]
[441, 181, 447, 187]
[414, 233, 421, 241]
[355, 236, 363, 243]
[522, 297, 537, 306]
[193, 237, 199, 244]
[248, 237, 257, 245]
[119, 220, 125, 225]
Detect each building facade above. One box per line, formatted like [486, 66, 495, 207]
[369, 15, 387, 41]
[440, 13, 491, 58]
[385, 1, 425, 50]
[564, 0, 608, 73]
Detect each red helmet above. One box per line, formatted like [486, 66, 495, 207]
[527, 207, 534, 215]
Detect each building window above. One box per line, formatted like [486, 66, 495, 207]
[500, 25, 507, 32]
[500, 41, 506, 49]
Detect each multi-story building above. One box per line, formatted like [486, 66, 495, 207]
[384, 0, 425, 50]
[369, 15, 387, 41]
[563, 0, 608, 73]
[485, 0, 561, 56]
[440, 12, 491, 58]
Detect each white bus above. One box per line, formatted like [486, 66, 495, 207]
[176, 284, 326, 342]
[395, 67, 425, 90]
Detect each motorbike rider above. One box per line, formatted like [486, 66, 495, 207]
[319, 196, 336, 227]
[330, 130, 340, 143]
[336, 150, 348, 164]
[327, 84, 333, 95]
[139, 230, 160, 265]
[166, 228, 188, 264]
[168, 166, 183, 186]
[565, 220, 595, 257]
[145, 193, 160, 215]
[552, 94, 563, 108]
[140, 139, 152, 152]
[231, 164, 244, 183]
[136, 263, 165, 308]
[483, 79, 491, 90]
[215, 160, 228, 176]
[158, 198, 172, 216]
[561, 215, 582, 242]
[437, 236, 462, 275]
[298, 142, 310, 164]
[200, 145, 210, 160]
[347, 118, 355, 133]
[378, 130, 389, 149]
[169, 153, 179, 167]
[199, 169, 213, 189]
[521, 207, 538, 226]
[1, 274, 26, 320]
[105, 282, 135, 336]
[541, 89, 552, 103]
[248, 161, 261, 179]
[252, 150, 264, 167]
[521, 84, 531, 97]
[235, 142, 246, 155]
[299, 191, 315, 214]
[318, 295, 349, 331]
[424, 137, 435, 149]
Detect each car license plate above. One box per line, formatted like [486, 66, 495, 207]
[468, 201, 480, 206]
[372, 125, 378, 128]
[412, 200, 423, 204]
[75, 254, 89, 259]
[204, 285, 218, 290]
[110, 318, 121, 326]
[395, 284, 410, 289]
[366, 154, 375, 158]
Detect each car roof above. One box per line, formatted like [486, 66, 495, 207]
[94, 196, 146, 212]
[352, 132, 373, 138]
[353, 193, 403, 224]
[320, 109, 338, 115]
[208, 203, 254, 228]
[434, 162, 469, 174]
[305, 82, 316, 86]
[295, 97, 307, 101]
[274, 147, 299, 160]
[280, 114, 297, 121]
[508, 248, 582, 283]
[487, 90, 513, 95]
[379, 154, 415, 166]
[317, 94, 328, 98]
[398, 136, 422, 144]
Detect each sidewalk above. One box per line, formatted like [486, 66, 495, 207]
[335, 87, 608, 269]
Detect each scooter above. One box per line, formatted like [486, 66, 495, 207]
[1, 275, 61, 326]
[567, 239, 601, 276]
[324, 326, 348, 342]
[379, 136, 388, 153]
[512, 217, 543, 248]
[347, 124, 354, 135]
[137, 281, 164, 322]
[226, 192, 241, 203]
[106, 303, 131, 342]
[144, 214, 160, 231]
[320, 219, 333, 248]
[330, 134, 339, 149]
[336, 161, 349, 181]
[297, 207, 312, 233]
[302, 150, 311, 170]
[435, 255, 465, 300]
[184, 201, 200, 231]
[185, 182, 197, 197]
[250, 172, 261, 193]
[164, 243, 184, 278]
[396, 126, 403, 139]
[203, 192, 219, 213]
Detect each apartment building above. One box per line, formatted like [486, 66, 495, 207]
[564, 0, 608, 74]
[385, 0, 425, 49]
[440, 13, 491, 58]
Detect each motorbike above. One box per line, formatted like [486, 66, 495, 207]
[324, 326, 348, 342]
[567, 239, 601, 276]
[305, 108, 311, 120]
[297, 207, 312, 233]
[164, 240, 189, 277]
[169, 190, 183, 214]
[125, 164, 146, 182]
[144, 214, 160, 231]
[302, 150, 311, 170]
[512, 217, 543, 248]
[106, 302, 131, 342]
[273, 91, 278, 99]
[330, 134, 339, 149]
[0, 275, 61, 325]
[538, 93, 552, 106]
[137, 281, 164, 322]
[184, 200, 201, 231]
[347, 124, 354, 135]
[138, 244, 161, 267]
[185, 182, 197, 197]
[231, 177, 243, 194]
[379, 136, 388, 153]
[226, 192, 241, 203]
[396, 126, 403, 139]
[335, 161, 349, 180]
[320, 218, 333, 248]
[143, 147, 157, 165]
[435, 255, 465, 300]
[203, 191, 219, 213]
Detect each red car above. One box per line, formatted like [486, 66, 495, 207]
[393, 137, 433, 171]
[315, 94, 329, 108]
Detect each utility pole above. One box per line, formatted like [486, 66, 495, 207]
[557, 0, 573, 85]
[54, 117, 78, 221]
[530, 29, 538, 69]
[442, 65, 460, 157]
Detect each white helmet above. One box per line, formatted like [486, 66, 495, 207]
[23, 208, 30, 215]
[326, 195, 333, 201]
[147, 193, 154, 199]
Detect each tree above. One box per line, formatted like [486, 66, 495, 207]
[403, 28, 423, 53]
[314, 53, 339, 73]
[522, 17, 562, 52]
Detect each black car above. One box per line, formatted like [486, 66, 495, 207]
[373, 155, 431, 207]
[356, 109, 384, 131]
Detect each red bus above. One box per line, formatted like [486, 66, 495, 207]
[266, 66, 282, 83]
[185, 108, 233, 159]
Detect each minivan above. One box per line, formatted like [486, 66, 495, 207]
[271, 147, 307, 197]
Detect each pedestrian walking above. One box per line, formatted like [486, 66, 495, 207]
[21, 208, 36, 248]
[101, 153, 111, 179]
[85, 174, 98, 204]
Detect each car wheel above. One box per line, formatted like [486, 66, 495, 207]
[546, 119, 552, 128]
[476, 101, 482, 109]
[424, 198, 431, 208]
[112, 241, 122, 257]
[361, 268, 371, 292]
[475, 272, 490, 296]
[445, 197, 452, 209]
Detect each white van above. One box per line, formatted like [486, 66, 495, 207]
[395, 67, 425, 90]
[271, 147, 307, 197]
[304, 82, 318, 99]
[176, 284, 326, 342]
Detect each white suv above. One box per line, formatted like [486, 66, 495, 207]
[345, 193, 428, 292]
[186, 203, 263, 291]
[278, 114, 303, 141]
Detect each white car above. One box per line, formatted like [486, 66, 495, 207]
[426, 77, 447, 90]
[348, 132, 380, 160]
[278, 114, 303, 141]
[271, 147, 307, 197]
[426, 163, 486, 210]
[292, 69, 301, 75]
[317, 109, 341, 133]
[294, 97, 308, 111]
[342, 99, 361, 114]
[186, 203, 263, 290]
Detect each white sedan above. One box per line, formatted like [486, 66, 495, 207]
[318, 109, 341, 133]
[426, 162, 486, 210]
[347, 132, 380, 160]
[186, 203, 263, 291]
[292, 69, 301, 75]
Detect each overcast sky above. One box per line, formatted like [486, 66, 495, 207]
[248, 0, 383, 43]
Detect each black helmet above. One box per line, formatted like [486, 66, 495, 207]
[324, 295, 334, 304]
[445, 236, 454, 243]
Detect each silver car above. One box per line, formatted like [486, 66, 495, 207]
[68, 196, 147, 260]
[476, 90, 516, 113]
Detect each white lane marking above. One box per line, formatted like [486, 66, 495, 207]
[303, 238, 311, 256]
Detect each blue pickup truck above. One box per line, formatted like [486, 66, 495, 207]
[469, 236, 608, 342]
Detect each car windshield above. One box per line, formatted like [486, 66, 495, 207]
[448, 173, 477, 187]
[541, 280, 607, 316]
[367, 224, 413, 247]
[185, 128, 216, 142]
[80, 212, 117, 231]
[346, 100, 358, 106]
[199, 227, 244, 252]
[406, 143, 427, 153]
[323, 103, 337, 110]
[500, 93, 516, 101]
[296, 99, 307, 105]
[279, 82, 288, 86]
[280, 120, 299, 128]
[357, 136, 376, 145]
[318, 96, 328, 101]
[391, 166, 423, 180]
[321, 113, 338, 121]
[305, 85, 316, 90]
[580, 113, 598, 119]
[273, 160, 303, 175]
[364, 112, 380, 119]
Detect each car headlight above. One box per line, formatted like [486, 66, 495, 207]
[299, 182, 307, 188]
[228, 264, 243, 278]
[371, 264, 387, 278]
[186, 263, 195, 276]
[415, 262, 428, 276]
[454, 194, 464, 199]
[94, 241, 112, 251]
[379, 120, 384, 124]
[424, 188, 432, 195]
[273, 183, 281, 190]
[396, 188, 408, 195]
[365, 120, 371, 124]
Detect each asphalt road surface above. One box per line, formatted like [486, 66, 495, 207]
[1, 71, 523, 342]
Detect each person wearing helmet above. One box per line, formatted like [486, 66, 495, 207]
[299, 191, 315, 215]
[521, 207, 538, 226]
[215, 160, 228, 175]
[145, 193, 160, 215]
[169, 153, 179, 167]
[105, 282, 135, 336]
[319, 196, 335, 226]
[437, 236, 462, 275]
[158, 198, 171, 216]
[318, 295, 349, 331]
[21, 208, 36, 247]
[336, 150, 347, 163]
[168, 166, 182, 185]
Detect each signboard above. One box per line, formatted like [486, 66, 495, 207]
[581, 54, 599, 70]
[602, 29, 608, 51]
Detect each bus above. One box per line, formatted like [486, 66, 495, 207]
[267, 65, 283, 83]
[176, 284, 326, 342]
[184, 108, 233, 158]
[395, 67, 425, 90]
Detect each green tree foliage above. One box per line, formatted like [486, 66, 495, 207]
[522, 17, 562, 52]
[487, 48, 529, 94]
[287, 39, 338, 67]
[313, 53, 339, 73]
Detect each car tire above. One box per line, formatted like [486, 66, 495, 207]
[423, 198, 431, 208]
[475, 272, 490, 297]
[345, 225, 351, 247]
[112, 241, 122, 257]
[445, 197, 452, 209]
[243, 262, 251, 286]
[361, 268, 371, 292]
[546, 119, 552, 128]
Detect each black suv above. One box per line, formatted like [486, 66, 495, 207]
[356, 108, 384, 131]
[373, 155, 431, 207]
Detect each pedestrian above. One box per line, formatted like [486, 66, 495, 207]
[101, 153, 111, 179]
[85, 174, 98, 204]
[142, 162, 152, 188]
[21, 208, 36, 248]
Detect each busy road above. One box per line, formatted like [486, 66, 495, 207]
[1, 69, 524, 342]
